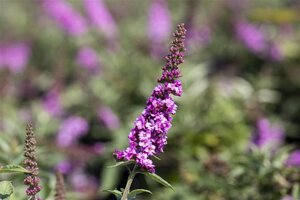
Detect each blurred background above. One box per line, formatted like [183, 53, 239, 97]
[0, 0, 300, 199]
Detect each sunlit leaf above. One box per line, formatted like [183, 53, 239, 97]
[0, 165, 29, 174]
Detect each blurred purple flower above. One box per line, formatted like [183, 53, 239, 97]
[76, 47, 101, 73]
[253, 118, 284, 149]
[187, 26, 211, 49]
[55, 160, 73, 174]
[97, 106, 120, 130]
[92, 142, 105, 154]
[84, 0, 117, 39]
[0, 43, 31, 73]
[42, 0, 87, 36]
[148, 0, 171, 42]
[148, 0, 171, 57]
[42, 89, 63, 117]
[268, 43, 283, 61]
[56, 116, 89, 147]
[235, 21, 267, 53]
[70, 169, 98, 192]
[286, 150, 300, 168]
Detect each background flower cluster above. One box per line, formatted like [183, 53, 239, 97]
[0, 0, 299, 199]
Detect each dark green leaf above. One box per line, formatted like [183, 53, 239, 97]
[0, 165, 30, 174]
[141, 172, 174, 191]
[108, 160, 135, 169]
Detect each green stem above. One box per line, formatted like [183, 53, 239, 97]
[121, 164, 137, 200]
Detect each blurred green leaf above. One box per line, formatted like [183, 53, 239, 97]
[0, 181, 14, 200]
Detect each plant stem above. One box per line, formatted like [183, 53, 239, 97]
[121, 164, 137, 200]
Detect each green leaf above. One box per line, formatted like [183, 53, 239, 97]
[108, 160, 135, 169]
[141, 172, 174, 191]
[128, 189, 152, 197]
[0, 165, 30, 174]
[0, 181, 14, 200]
[103, 189, 122, 198]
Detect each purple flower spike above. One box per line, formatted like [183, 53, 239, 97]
[286, 150, 300, 168]
[115, 24, 187, 173]
[84, 0, 117, 39]
[56, 116, 89, 147]
[76, 47, 101, 73]
[253, 118, 283, 150]
[97, 106, 120, 130]
[42, 0, 87, 36]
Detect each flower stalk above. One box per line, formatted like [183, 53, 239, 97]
[121, 164, 137, 200]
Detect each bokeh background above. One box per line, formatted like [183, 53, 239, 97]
[0, 0, 300, 199]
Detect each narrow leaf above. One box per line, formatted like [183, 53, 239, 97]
[0, 181, 14, 200]
[103, 189, 122, 197]
[0, 165, 30, 174]
[108, 160, 134, 169]
[152, 155, 161, 160]
[128, 189, 152, 197]
[141, 172, 174, 191]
